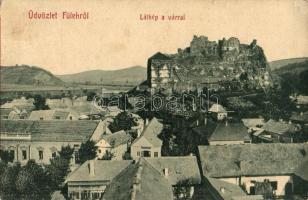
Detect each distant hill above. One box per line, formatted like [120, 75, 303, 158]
[271, 60, 308, 95]
[269, 57, 308, 71]
[57, 66, 147, 85]
[0, 65, 65, 86]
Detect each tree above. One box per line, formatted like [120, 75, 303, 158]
[33, 94, 49, 110]
[109, 111, 138, 133]
[78, 140, 98, 164]
[0, 162, 21, 199]
[46, 145, 74, 188]
[59, 145, 74, 161]
[173, 180, 193, 200]
[86, 91, 97, 101]
[100, 151, 114, 160]
[0, 160, 54, 200]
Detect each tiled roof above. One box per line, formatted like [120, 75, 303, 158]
[262, 119, 298, 135]
[0, 120, 100, 142]
[208, 122, 250, 142]
[133, 117, 163, 147]
[66, 160, 132, 183]
[198, 143, 308, 177]
[103, 159, 174, 200]
[101, 130, 132, 148]
[145, 156, 201, 185]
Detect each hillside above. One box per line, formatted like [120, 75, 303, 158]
[57, 66, 146, 85]
[0, 65, 65, 86]
[269, 57, 308, 71]
[272, 60, 308, 95]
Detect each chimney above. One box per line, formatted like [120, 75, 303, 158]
[163, 168, 169, 177]
[196, 119, 199, 126]
[145, 118, 149, 126]
[204, 118, 207, 125]
[225, 120, 228, 126]
[220, 187, 225, 193]
[300, 112, 304, 116]
[88, 160, 95, 176]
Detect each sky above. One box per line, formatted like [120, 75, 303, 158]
[1, 0, 308, 75]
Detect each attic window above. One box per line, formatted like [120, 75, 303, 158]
[234, 161, 241, 169]
[300, 149, 306, 157]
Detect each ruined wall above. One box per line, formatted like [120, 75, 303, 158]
[148, 36, 271, 93]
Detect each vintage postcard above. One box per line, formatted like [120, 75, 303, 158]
[0, 0, 308, 199]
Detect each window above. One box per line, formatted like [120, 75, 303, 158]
[55, 116, 60, 120]
[249, 186, 255, 195]
[270, 181, 278, 190]
[92, 192, 100, 199]
[98, 149, 102, 153]
[137, 151, 140, 156]
[20, 116, 25, 119]
[52, 152, 57, 158]
[154, 152, 158, 157]
[22, 150, 27, 160]
[39, 150, 44, 160]
[69, 116, 73, 120]
[40, 117, 44, 120]
[70, 192, 80, 199]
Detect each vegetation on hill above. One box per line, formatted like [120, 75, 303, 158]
[272, 60, 308, 95]
[0, 65, 65, 86]
[57, 66, 146, 85]
[269, 57, 308, 71]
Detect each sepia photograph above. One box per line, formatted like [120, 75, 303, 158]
[0, 0, 308, 199]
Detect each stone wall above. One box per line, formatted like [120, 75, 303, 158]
[147, 36, 271, 93]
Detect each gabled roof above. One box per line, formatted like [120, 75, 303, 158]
[208, 122, 250, 142]
[29, 110, 70, 120]
[103, 159, 174, 200]
[241, 118, 265, 128]
[0, 120, 100, 142]
[145, 156, 201, 185]
[209, 104, 227, 113]
[66, 160, 132, 183]
[262, 119, 298, 135]
[99, 130, 132, 148]
[204, 176, 247, 200]
[149, 52, 171, 60]
[132, 117, 163, 147]
[198, 143, 308, 178]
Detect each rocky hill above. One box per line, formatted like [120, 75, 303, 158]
[57, 66, 146, 85]
[0, 65, 65, 86]
[148, 35, 271, 93]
